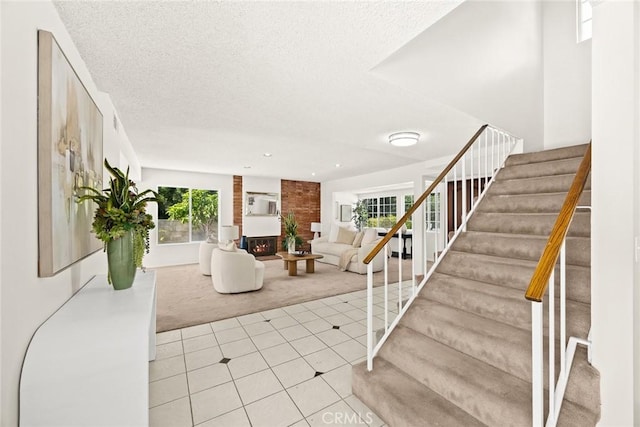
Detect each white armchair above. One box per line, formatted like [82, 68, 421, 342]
[211, 248, 265, 294]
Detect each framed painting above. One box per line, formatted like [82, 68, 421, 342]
[37, 30, 103, 277]
[340, 204, 352, 222]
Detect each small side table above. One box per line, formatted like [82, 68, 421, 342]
[199, 242, 217, 275]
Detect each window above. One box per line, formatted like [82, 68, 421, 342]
[404, 195, 414, 230]
[577, 0, 592, 42]
[425, 193, 441, 231]
[363, 196, 397, 229]
[157, 187, 218, 244]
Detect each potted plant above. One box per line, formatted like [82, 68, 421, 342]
[282, 211, 303, 253]
[78, 159, 160, 290]
[352, 200, 368, 231]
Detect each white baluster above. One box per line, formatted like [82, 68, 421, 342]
[532, 301, 544, 427]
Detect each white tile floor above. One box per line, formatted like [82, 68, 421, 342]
[149, 284, 416, 427]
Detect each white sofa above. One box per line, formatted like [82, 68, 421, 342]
[211, 247, 265, 293]
[311, 227, 385, 274]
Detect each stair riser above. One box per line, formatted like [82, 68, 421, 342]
[402, 299, 588, 378]
[352, 360, 485, 427]
[490, 174, 591, 196]
[505, 144, 589, 167]
[399, 301, 592, 409]
[453, 233, 590, 267]
[467, 212, 590, 237]
[424, 274, 590, 335]
[498, 157, 583, 180]
[478, 192, 591, 214]
[436, 252, 591, 305]
[380, 326, 533, 426]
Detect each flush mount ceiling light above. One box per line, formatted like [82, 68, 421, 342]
[389, 131, 420, 147]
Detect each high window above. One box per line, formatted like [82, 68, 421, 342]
[157, 187, 218, 244]
[577, 0, 592, 42]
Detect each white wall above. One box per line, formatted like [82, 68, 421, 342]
[374, 0, 544, 152]
[0, 2, 129, 424]
[591, 1, 640, 425]
[139, 168, 234, 268]
[323, 161, 427, 272]
[100, 96, 141, 181]
[242, 176, 281, 237]
[333, 192, 358, 229]
[542, 0, 592, 149]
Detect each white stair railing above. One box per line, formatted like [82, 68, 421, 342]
[363, 125, 522, 371]
[525, 144, 592, 427]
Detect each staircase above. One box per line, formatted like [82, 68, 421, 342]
[352, 144, 600, 426]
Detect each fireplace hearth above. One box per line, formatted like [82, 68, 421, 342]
[247, 236, 277, 257]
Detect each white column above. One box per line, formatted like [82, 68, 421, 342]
[591, 1, 640, 425]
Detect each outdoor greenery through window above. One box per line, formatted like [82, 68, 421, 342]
[363, 196, 397, 229]
[157, 187, 219, 244]
[404, 195, 414, 230]
[426, 193, 441, 230]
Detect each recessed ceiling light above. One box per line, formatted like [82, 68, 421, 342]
[263, 153, 272, 157]
[335, 163, 341, 168]
[311, 172, 316, 176]
[389, 131, 420, 147]
[243, 165, 252, 169]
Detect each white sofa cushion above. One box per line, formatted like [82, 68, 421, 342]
[313, 241, 353, 257]
[361, 228, 379, 245]
[352, 231, 364, 248]
[328, 224, 340, 242]
[335, 227, 356, 245]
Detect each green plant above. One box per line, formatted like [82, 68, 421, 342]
[166, 189, 218, 239]
[351, 200, 368, 231]
[282, 211, 303, 248]
[77, 159, 161, 269]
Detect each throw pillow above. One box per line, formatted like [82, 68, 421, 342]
[218, 241, 237, 252]
[328, 224, 340, 243]
[352, 231, 364, 248]
[361, 228, 379, 245]
[336, 227, 357, 245]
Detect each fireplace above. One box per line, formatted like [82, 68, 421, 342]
[247, 236, 278, 257]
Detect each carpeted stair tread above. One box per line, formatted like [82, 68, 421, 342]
[557, 400, 600, 427]
[423, 272, 591, 333]
[452, 231, 590, 267]
[353, 143, 599, 426]
[436, 251, 591, 305]
[399, 300, 590, 385]
[498, 157, 584, 180]
[491, 173, 591, 196]
[505, 144, 588, 167]
[467, 211, 590, 237]
[478, 191, 591, 214]
[379, 325, 533, 426]
[351, 359, 484, 427]
[564, 346, 601, 413]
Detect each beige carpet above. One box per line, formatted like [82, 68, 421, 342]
[155, 258, 413, 332]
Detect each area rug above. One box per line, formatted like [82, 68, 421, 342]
[154, 258, 413, 332]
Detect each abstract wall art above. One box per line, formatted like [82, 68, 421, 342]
[37, 30, 103, 277]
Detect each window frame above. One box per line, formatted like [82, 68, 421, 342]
[157, 186, 219, 245]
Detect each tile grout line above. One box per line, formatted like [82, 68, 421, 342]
[152, 290, 381, 426]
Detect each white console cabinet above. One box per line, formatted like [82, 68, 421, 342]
[20, 271, 157, 426]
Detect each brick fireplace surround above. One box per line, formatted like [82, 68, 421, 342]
[233, 176, 321, 252]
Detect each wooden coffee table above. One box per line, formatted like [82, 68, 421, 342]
[276, 252, 324, 276]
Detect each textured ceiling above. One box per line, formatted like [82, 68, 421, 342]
[54, 0, 481, 182]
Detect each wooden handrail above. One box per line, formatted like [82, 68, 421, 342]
[525, 143, 592, 302]
[363, 124, 489, 264]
